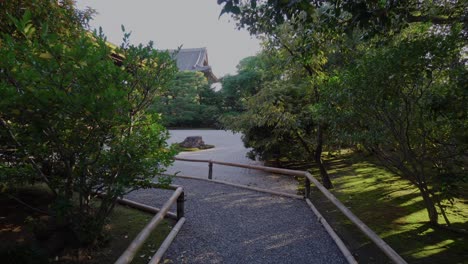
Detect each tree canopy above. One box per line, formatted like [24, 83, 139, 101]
[152, 71, 222, 128]
[218, 0, 467, 226]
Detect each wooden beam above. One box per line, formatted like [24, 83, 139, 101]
[304, 172, 407, 264]
[175, 157, 304, 177]
[171, 174, 303, 200]
[115, 197, 177, 220]
[148, 217, 186, 264]
[115, 187, 184, 264]
[306, 199, 357, 264]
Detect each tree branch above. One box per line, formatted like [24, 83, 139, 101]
[4, 193, 51, 215]
[0, 117, 57, 197]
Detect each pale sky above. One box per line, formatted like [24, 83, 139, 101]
[75, 0, 261, 78]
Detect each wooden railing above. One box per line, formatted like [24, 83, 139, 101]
[115, 184, 185, 264]
[174, 157, 407, 264]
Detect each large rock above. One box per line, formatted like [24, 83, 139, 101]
[179, 136, 205, 148]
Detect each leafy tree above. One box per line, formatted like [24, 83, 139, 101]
[0, 0, 94, 38]
[219, 0, 467, 226]
[219, 0, 467, 35]
[0, 1, 177, 244]
[221, 55, 277, 113]
[222, 48, 338, 172]
[221, 6, 342, 188]
[152, 71, 221, 127]
[198, 82, 223, 127]
[327, 25, 467, 226]
[225, 77, 319, 166]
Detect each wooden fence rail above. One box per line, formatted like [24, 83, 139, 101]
[173, 157, 407, 264]
[115, 186, 185, 264]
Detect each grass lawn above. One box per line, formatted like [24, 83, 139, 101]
[0, 185, 174, 264]
[303, 151, 467, 263]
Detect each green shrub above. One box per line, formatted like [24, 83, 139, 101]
[0, 1, 177, 244]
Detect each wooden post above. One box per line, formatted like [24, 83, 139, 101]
[305, 177, 311, 199]
[177, 191, 185, 220]
[208, 161, 213, 180]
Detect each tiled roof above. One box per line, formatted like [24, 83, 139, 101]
[170, 48, 208, 70]
[170, 48, 218, 82]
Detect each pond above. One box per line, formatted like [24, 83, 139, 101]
[165, 130, 299, 194]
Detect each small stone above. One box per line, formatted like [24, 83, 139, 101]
[179, 136, 205, 148]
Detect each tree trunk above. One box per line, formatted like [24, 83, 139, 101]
[436, 199, 451, 226]
[295, 130, 315, 157]
[418, 185, 439, 225]
[64, 159, 74, 201]
[315, 124, 333, 189]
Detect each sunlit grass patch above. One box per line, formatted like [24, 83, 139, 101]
[306, 151, 467, 263]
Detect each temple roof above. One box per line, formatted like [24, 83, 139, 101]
[170, 48, 218, 82]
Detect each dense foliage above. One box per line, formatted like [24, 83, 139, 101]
[220, 55, 277, 113]
[327, 26, 467, 225]
[152, 71, 222, 128]
[0, 0, 177, 244]
[218, 0, 467, 226]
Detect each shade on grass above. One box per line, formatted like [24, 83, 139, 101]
[307, 152, 467, 263]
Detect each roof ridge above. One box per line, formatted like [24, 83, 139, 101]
[178, 47, 207, 52]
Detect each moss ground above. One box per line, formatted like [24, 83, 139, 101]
[303, 151, 467, 263]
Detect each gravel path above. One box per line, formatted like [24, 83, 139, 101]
[126, 178, 346, 264]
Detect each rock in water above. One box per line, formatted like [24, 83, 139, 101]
[179, 136, 205, 148]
